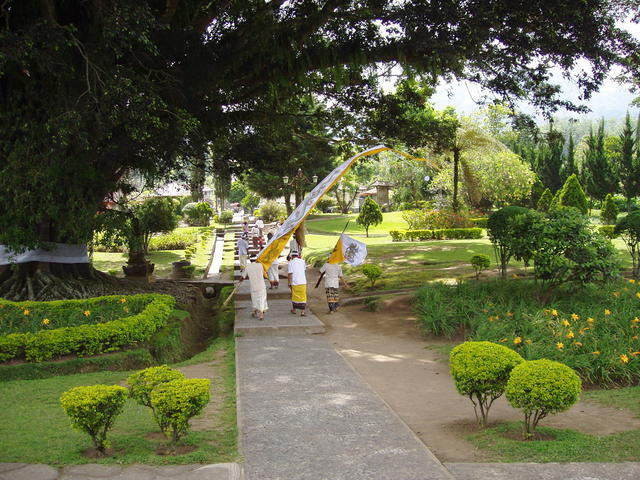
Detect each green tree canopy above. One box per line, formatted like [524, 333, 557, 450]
[357, 197, 383, 237]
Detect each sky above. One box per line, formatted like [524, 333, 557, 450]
[429, 20, 640, 122]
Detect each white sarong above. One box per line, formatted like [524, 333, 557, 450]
[251, 289, 268, 312]
[267, 263, 279, 282]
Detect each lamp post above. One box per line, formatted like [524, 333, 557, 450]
[282, 168, 319, 208]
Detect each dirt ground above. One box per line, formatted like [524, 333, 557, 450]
[306, 274, 640, 463]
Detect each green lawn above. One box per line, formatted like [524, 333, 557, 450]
[92, 229, 216, 279]
[471, 386, 640, 462]
[306, 211, 407, 236]
[0, 336, 237, 466]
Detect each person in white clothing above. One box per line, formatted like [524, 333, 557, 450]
[250, 225, 260, 249]
[237, 233, 249, 271]
[287, 250, 307, 316]
[319, 262, 347, 313]
[241, 255, 268, 320]
[255, 218, 264, 236]
[266, 232, 279, 289]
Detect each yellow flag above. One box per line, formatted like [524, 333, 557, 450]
[257, 145, 436, 273]
[327, 237, 344, 264]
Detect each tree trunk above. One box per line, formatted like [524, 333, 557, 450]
[284, 193, 292, 215]
[452, 150, 460, 213]
[0, 261, 115, 301]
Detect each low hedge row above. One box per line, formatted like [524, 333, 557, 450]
[0, 348, 154, 382]
[0, 294, 153, 336]
[389, 228, 483, 241]
[469, 217, 489, 228]
[0, 294, 175, 362]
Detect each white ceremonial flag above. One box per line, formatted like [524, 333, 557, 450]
[328, 234, 367, 266]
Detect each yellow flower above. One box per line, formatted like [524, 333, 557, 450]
[525, 339, 533, 345]
[42, 318, 50, 325]
[556, 342, 564, 350]
[513, 337, 522, 345]
[624, 287, 629, 292]
[499, 338, 507, 343]
[604, 309, 612, 315]
[587, 317, 595, 324]
[562, 319, 571, 327]
[511, 274, 519, 279]
[506, 312, 514, 317]
[570, 313, 579, 320]
[566, 330, 575, 339]
[620, 354, 630, 363]
[120, 298, 127, 303]
[552, 309, 558, 316]
[579, 327, 590, 334]
[631, 352, 640, 356]
[633, 317, 640, 324]
[592, 351, 601, 355]
[573, 341, 583, 347]
[123, 306, 129, 313]
[636, 292, 640, 299]
[630, 279, 636, 284]
[543, 309, 550, 314]
[633, 335, 639, 340]
[612, 291, 620, 297]
[83, 310, 91, 317]
[23, 309, 30, 316]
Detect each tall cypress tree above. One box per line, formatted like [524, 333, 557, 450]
[619, 112, 639, 212]
[562, 132, 577, 182]
[582, 119, 618, 201]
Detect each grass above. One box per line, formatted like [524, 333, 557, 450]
[92, 230, 216, 279]
[306, 211, 407, 236]
[0, 336, 238, 466]
[468, 385, 640, 462]
[470, 421, 640, 462]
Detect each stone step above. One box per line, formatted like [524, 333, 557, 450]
[234, 299, 325, 336]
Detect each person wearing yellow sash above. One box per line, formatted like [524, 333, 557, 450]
[287, 250, 307, 316]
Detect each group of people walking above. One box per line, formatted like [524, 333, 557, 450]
[238, 219, 347, 321]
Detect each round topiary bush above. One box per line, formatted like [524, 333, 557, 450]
[60, 384, 128, 453]
[450, 341, 524, 426]
[470, 254, 491, 280]
[505, 359, 582, 438]
[126, 365, 185, 431]
[151, 378, 210, 446]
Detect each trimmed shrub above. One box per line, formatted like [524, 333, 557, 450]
[557, 174, 588, 215]
[219, 210, 233, 224]
[469, 218, 488, 228]
[536, 188, 553, 212]
[357, 197, 383, 237]
[615, 210, 640, 277]
[60, 384, 128, 453]
[506, 359, 581, 438]
[127, 365, 185, 431]
[600, 194, 619, 225]
[470, 254, 491, 280]
[148, 230, 199, 251]
[402, 209, 473, 230]
[182, 202, 213, 226]
[151, 378, 210, 446]
[450, 341, 524, 427]
[389, 230, 405, 241]
[259, 200, 286, 223]
[361, 264, 382, 288]
[0, 349, 154, 382]
[0, 294, 176, 362]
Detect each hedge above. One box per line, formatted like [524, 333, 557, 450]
[0, 294, 175, 362]
[389, 228, 483, 241]
[0, 294, 156, 336]
[598, 225, 618, 239]
[0, 348, 154, 382]
[469, 218, 489, 228]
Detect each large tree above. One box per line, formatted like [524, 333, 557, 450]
[1, 1, 638, 298]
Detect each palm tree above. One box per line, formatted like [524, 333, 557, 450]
[446, 116, 505, 212]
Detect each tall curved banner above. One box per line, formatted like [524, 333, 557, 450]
[257, 144, 433, 272]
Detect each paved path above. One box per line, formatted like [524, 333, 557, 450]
[0, 462, 242, 480]
[236, 298, 454, 480]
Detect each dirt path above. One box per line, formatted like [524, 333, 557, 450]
[306, 274, 640, 463]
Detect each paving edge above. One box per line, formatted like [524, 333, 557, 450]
[332, 345, 457, 479]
